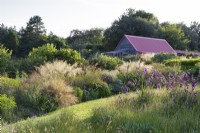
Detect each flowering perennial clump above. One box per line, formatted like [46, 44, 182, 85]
[118, 68, 199, 109]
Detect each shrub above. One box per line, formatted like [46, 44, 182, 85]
[0, 94, 16, 111]
[165, 58, 200, 76]
[28, 44, 84, 64]
[82, 81, 111, 101]
[56, 48, 84, 64]
[165, 59, 181, 66]
[35, 60, 83, 81]
[28, 43, 57, 61]
[73, 70, 102, 88]
[90, 55, 123, 70]
[74, 87, 83, 102]
[0, 94, 16, 122]
[0, 45, 12, 75]
[152, 53, 177, 63]
[42, 79, 78, 107]
[14, 57, 45, 74]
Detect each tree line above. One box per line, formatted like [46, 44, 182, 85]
[1, 8, 200, 58]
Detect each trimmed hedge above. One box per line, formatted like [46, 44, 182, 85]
[152, 53, 177, 63]
[165, 58, 200, 76]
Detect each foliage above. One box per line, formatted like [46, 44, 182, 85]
[103, 9, 159, 51]
[74, 87, 83, 102]
[82, 81, 111, 101]
[0, 44, 12, 75]
[67, 28, 104, 51]
[28, 43, 84, 64]
[181, 22, 200, 51]
[165, 58, 200, 75]
[0, 94, 16, 122]
[35, 60, 82, 80]
[0, 24, 19, 54]
[0, 94, 16, 111]
[4, 86, 200, 133]
[18, 15, 48, 56]
[164, 59, 181, 66]
[42, 79, 78, 107]
[90, 55, 123, 70]
[55, 48, 84, 64]
[156, 22, 190, 50]
[48, 32, 68, 49]
[28, 43, 57, 61]
[72, 69, 112, 101]
[152, 53, 177, 63]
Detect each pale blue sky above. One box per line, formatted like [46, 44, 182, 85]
[1, 0, 199, 37]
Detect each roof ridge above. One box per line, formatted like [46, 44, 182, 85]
[125, 35, 138, 51]
[125, 35, 166, 41]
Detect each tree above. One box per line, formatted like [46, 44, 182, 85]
[0, 24, 19, 54]
[18, 16, 48, 56]
[181, 22, 200, 51]
[103, 9, 159, 51]
[48, 32, 68, 49]
[156, 23, 190, 50]
[0, 44, 12, 75]
[67, 28, 104, 51]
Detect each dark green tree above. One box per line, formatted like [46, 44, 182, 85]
[0, 24, 19, 55]
[103, 9, 159, 51]
[156, 22, 190, 50]
[48, 32, 68, 49]
[67, 28, 104, 51]
[18, 16, 48, 56]
[181, 22, 200, 51]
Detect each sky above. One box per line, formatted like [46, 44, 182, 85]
[0, 0, 199, 37]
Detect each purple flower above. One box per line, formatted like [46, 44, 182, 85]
[192, 79, 198, 90]
[122, 84, 128, 91]
[127, 81, 134, 87]
[134, 79, 137, 86]
[147, 77, 152, 86]
[156, 82, 161, 89]
[143, 68, 148, 76]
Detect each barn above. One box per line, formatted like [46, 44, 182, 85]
[105, 35, 176, 57]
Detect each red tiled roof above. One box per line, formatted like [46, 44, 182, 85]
[125, 35, 176, 53]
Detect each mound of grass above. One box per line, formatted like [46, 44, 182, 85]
[3, 88, 200, 133]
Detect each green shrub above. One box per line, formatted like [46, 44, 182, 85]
[16, 57, 45, 74]
[55, 48, 84, 64]
[82, 81, 111, 101]
[28, 43, 57, 61]
[0, 94, 16, 122]
[28, 43, 84, 64]
[90, 55, 123, 70]
[164, 59, 181, 66]
[165, 58, 200, 76]
[0, 94, 16, 111]
[180, 58, 200, 69]
[0, 45, 12, 75]
[74, 87, 83, 102]
[152, 53, 177, 63]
